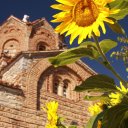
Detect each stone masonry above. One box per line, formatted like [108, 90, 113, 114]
[0, 15, 96, 128]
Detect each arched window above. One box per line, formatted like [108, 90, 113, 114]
[37, 42, 46, 51]
[53, 79, 69, 98]
[3, 39, 19, 57]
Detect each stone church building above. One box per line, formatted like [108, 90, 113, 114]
[0, 16, 96, 128]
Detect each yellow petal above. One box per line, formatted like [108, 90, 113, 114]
[51, 4, 72, 11]
[110, 9, 120, 14]
[104, 18, 114, 24]
[56, 0, 74, 6]
[52, 12, 69, 18]
[65, 24, 79, 36]
[78, 28, 88, 44]
[69, 27, 83, 44]
[55, 19, 72, 33]
[51, 15, 71, 23]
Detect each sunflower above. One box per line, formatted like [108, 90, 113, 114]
[51, 0, 119, 44]
[42, 101, 58, 128]
[109, 82, 128, 106]
[88, 102, 103, 116]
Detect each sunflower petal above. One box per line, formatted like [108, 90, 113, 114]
[78, 28, 88, 44]
[99, 22, 106, 34]
[56, 0, 74, 6]
[51, 4, 72, 11]
[55, 19, 72, 33]
[69, 27, 83, 44]
[65, 24, 79, 36]
[52, 12, 69, 18]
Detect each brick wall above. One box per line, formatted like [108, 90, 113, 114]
[0, 52, 95, 128]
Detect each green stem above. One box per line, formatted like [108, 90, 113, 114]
[92, 33, 127, 87]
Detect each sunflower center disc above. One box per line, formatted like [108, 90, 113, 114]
[73, 0, 99, 27]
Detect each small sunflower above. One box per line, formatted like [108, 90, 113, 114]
[43, 101, 58, 128]
[88, 102, 103, 116]
[109, 82, 128, 106]
[51, 0, 119, 44]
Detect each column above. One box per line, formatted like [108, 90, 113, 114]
[58, 82, 63, 96]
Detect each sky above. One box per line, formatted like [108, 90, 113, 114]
[0, 0, 127, 84]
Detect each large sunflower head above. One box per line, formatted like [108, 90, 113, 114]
[51, 0, 119, 44]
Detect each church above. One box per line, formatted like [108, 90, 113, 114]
[0, 15, 96, 127]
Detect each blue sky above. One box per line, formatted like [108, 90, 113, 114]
[0, 0, 127, 83]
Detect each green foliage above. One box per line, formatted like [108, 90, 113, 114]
[109, 0, 128, 20]
[49, 39, 117, 66]
[74, 74, 118, 92]
[57, 117, 67, 128]
[49, 45, 93, 67]
[68, 126, 77, 128]
[85, 112, 104, 128]
[102, 103, 128, 128]
[85, 115, 98, 128]
[84, 95, 109, 101]
[99, 39, 117, 55]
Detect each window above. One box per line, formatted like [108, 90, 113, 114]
[53, 78, 69, 98]
[63, 84, 68, 97]
[3, 39, 19, 57]
[37, 42, 46, 51]
[63, 79, 70, 98]
[53, 82, 58, 94]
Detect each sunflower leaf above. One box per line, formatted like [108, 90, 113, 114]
[102, 103, 128, 128]
[80, 41, 100, 59]
[74, 74, 117, 92]
[49, 46, 94, 66]
[81, 39, 117, 59]
[84, 95, 109, 101]
[109, 0, 128, 20]
[85, 112, 104, 128]
[68, 126, 77, 128]
[85, 115, 98, 128]
[99, 39, 117, 54]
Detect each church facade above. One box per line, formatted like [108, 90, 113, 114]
[0, 16, 96, 128]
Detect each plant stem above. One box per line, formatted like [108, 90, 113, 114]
[92, 33, 127, 87]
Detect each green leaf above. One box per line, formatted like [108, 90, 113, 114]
[86, 112, 104, 128]
[74, 74, 117, 92]
[49, 46, 93, 66]
[80, 41, 100, 59]
[102, 104, 128, 128]
[86, 115, 98, 128]
[68, 125, 77, 128]
[99, 39, 118, 54]
[49, 39, 117, 67]
[84, 95, 109, 101]
[109, 0, 128, 20]
[107, 18, 125, 35]
[81, 39, 117, 59]
[121, 111, 128, 128]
